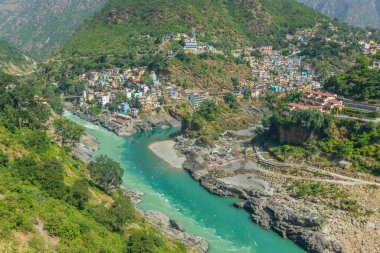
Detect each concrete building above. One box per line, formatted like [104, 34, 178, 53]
[189, 91, 208, 108]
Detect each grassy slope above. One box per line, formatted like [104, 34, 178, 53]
[0, 125, 186, 252]
[0, 40, 34, 75]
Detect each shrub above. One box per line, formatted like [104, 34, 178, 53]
[0, 151, 8, 167]
[93, 195, 135, 233]
[13, 156, 66, 199]
[23, 130, 50, 153]
[88, 155, 123, 193]
[67, 180, 90, 210]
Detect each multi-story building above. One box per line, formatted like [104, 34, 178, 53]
[189, 91, 209, 109]
[288, 90, 342, 113]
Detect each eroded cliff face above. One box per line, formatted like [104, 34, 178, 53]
[297, 0, 380, 28]
[278, 126, 310, 145]
[177, 137, 342, 253]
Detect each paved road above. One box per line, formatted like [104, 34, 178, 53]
[338, 97, 379, 112]
[334, 115, 380, 124]
[255, 148, 380, 186]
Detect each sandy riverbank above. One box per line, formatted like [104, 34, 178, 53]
[148, 140, 186, 169]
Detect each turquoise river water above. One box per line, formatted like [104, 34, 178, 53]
[66, 112, 305, 253]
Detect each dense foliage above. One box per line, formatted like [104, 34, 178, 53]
[324, 57, 380, 100]
[0, 73, 186, 252]
[0, 73, 50, 132]
[260, 109, 380, 175]
[54, 117, 85, 147]
[62, 0, 324, 58]
[88, 155, 124, 193]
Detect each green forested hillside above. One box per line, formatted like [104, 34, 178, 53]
[324, 57, 380, 100]
[0, 40, 34, 76]
[62, 0, 324, 57]
[0, 0, 108, 60]
[44, 0, 327, 90]
[0, 73, 186, 252]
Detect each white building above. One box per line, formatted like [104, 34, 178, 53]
[100, 95, 110, 106]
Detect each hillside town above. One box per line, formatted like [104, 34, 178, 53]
[70, 29, 379, 134]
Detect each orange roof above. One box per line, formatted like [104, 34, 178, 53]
[288, 102, 309, 109]
[305, 90, 335, 98]
[327, 99, 341, 104]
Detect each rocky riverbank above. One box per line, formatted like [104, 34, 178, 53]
[66, 105, 180, 137]
[71, 133, 100, 163]
[70, 115, 209, 253]
[122, 188, 209, 253]
[174, 133, 380, 253]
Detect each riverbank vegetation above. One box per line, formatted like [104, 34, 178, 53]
[258, 108, 380, 175]
[180, 98, 257, 146]
[0, 72, 186, 252]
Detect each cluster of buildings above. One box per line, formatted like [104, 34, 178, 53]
[359, 40, 380, 56]
[287, 90, 342, 113]
[246, 46, 321, 98]
[357, 40, 380, 70]
[162, 29, 216, 55]
[77, 64, 216, 120]
[79, 67, 164, 115]
[183, 30, 216, 53]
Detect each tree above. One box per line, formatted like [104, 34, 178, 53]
[93, 195, 135, 233]
[127, 230, 156, 253]
[196, 100, 219, 121]
[88, 155, 123, 192]
[40, 157, 67, 198]
[23, 130, 50, 153]
[0, 151, 8, 167]
[13, 156, 66, 198]
[223, 93, 238, 109]
[67, 180, 90, 210]
[54, 118, 85, 147]
[0, 73, 50, 131]
[231, 77, 239, 87]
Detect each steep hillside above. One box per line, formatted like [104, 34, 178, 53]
[297, 0, 380, 29]
[0, 40, 34, 75]
[0, 72, 187, 252]
[0, 0, 107, 60]
[48, 0, 327, 89]
[61, 0, 324, 57]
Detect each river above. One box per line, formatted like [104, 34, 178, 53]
[65, 111, 305, 253]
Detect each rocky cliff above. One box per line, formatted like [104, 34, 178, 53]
[177, 136, 342, 253]
[278, 126, 311, 145]
[297, 0, 380, 28]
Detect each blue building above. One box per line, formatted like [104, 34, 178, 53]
[120, 103, 130, 114]
[269, 86, 282, 92]
[149, 72, 160, 85]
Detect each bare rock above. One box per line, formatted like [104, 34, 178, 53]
[145, 211, 209, 253]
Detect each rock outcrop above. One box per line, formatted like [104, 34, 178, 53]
[122, 189, 209, 253]
[145, 211, 209, 253]
[71, 133, 100, 163]
[69, 109, 180, 136]
[177, 136, 343, 253]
